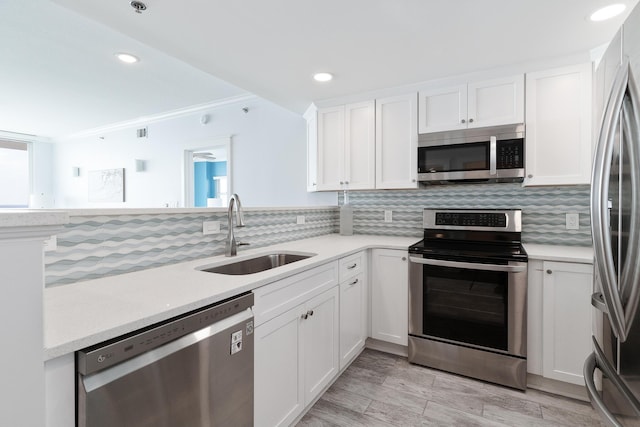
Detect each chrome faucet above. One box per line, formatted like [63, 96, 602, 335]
[225, 194, 248, 256]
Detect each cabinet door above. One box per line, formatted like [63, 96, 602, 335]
[371, 249, 408, 346]
[375, 94, 418, 189]
[542, 261, 593, 385]
[303, 286, 339, 404]
[339, 272, 366, 369]
[467, 75, 524, 128]
[304, 107, 318, 192]
[418, 84, 467, 133]
[526, 260, 544, 376]
[345, 101, 375, 190]
[317, 106, 344, 190]
[254, 306, 304, 427]
[524, 64, 592, 186]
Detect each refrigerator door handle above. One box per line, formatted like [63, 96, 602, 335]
[591, 57, 632, 342]
[584, 353, 624, 427]
[584, 337, 640, 427]
[619, 65, 640, 337]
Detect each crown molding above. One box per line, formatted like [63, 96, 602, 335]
[56, 93, 258, 141]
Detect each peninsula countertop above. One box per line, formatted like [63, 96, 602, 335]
[44, 234, 417, 360]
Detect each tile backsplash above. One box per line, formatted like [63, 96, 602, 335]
[340, 183, 592, 246]
[46, 184, 592, 286]
[45, 207, 338, 286]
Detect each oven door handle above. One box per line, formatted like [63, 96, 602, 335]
[408, 256, 526, 273]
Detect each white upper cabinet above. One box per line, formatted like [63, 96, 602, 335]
[524, 63, 593, 186]
[417, 84, 467, 133]
[316, 101, 375, 191]
[419, 75, 524, 133]
[375, 93, 418, 189]
[304, 106, 318, 192]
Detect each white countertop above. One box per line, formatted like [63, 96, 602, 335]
[44, 234, 416, 360]
[44, 236, 594, 360]
[524, 243, 593, 264]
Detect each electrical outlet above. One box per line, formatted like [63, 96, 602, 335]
[296, 215, 305, 225]
[44, 235, 57, 252]
[202, 221, 221, 235]
[384, 210, 393, 223]
[566, 213, 579, 230]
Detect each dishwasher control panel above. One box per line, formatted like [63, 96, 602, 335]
[76, 292, 254, 375]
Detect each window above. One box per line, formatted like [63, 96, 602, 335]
[0, 140, 29, 208]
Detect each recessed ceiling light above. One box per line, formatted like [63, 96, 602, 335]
[590, 3, 626, 21]
[115, 53, 139, 64]
[313, 72, 333, 82]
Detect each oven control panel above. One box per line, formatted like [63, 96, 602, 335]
[435, 212, 507, 228]
[423, 209, 521, 232]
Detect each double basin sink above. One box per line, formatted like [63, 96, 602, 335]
[198, 252, 315, 275]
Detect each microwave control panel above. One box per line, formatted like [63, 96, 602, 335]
[496, 139, 524, 169]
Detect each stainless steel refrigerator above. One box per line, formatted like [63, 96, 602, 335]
[584, 3, 640, 426]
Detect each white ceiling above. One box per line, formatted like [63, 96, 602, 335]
[2, 0, 638, 139]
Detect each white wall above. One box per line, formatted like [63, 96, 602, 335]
[51, 97, 336, 208]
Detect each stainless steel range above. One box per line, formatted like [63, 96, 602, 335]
[408, 209, 528, 390]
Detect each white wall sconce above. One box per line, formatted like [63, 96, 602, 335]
[135, 159, 146, 172]
[72, 167, 80, 177]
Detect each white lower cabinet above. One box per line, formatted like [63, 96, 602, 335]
[254, 265, 339, 427]
[370, 249, 408, 346]
[338, 251, 367, 369]
[528, 259, 593, 386]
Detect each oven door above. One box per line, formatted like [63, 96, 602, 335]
[409, 255, 527, 357]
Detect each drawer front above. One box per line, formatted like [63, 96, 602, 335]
[339, 251, 365, 282]
[253, 262, 338, 327]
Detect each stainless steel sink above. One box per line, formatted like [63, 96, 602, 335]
[199, 252, 315, 275]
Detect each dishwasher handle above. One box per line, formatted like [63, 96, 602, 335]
[82, 308, 253, 393]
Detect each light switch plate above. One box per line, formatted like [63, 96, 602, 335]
[566, 213, 579, 230]
[203, 220, 221, 235]
[384, 210, 393, 223]
[296, 215, 305, 225]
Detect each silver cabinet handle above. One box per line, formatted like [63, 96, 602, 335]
[527, 174, 533, 179]
[349, 278, 359, 286]
[591, 292, 608, 313]
[408, 256, 525, 273]
[546, 269, 552, 274]
[307, 310, 314, 317]
[402, 257, 407, 261]
[469, 118, 474, 123]
[461, 119, 466, 124]
[301, 313, 308, 320]
[346, 263, 357, 270]
[489, 136, 497, 176]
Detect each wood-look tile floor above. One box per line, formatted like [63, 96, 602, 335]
[297, 349, 604, 427]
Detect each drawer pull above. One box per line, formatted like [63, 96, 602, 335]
[349, 278, 359, 286]
[347, 263, 358, 270]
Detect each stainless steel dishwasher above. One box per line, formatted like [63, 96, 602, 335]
[76, 292, 254, 427]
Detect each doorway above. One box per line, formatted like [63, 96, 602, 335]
[183, 137, 231, 208]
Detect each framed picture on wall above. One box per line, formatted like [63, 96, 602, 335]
[88, 168, 125, 202]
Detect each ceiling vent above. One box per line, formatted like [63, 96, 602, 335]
[136, 127, 148, 138]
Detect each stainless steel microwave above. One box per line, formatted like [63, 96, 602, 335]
[417, 124, 525, 184]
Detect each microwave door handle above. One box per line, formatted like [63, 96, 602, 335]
[408, 256, 525, 273]
[489, 136, 497, 175]
[591, 58, 629, 341]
